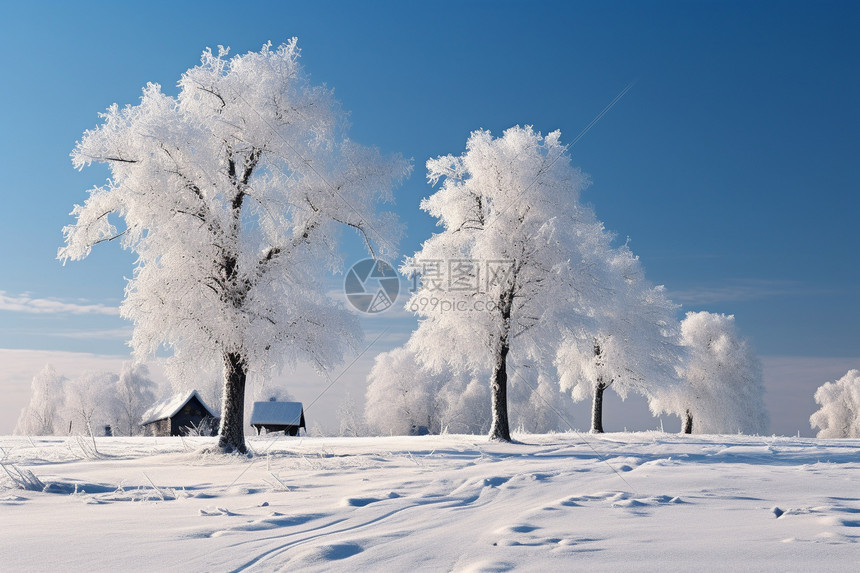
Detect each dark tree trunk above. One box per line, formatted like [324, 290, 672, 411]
[218, 352, 248, 454]
[489, 341, 512, 442]
[591, 381, 606, 434]
[213, 149, 261, 456]
[488, 283, 515, 443]
[682, 409, 693, 434]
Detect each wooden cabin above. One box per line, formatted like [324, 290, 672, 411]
[250, 400, 306, 436]
[140, 390, 219, 437]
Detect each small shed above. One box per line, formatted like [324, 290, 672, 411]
[140, 390, 219, 437]
[250, 400, 306, 436]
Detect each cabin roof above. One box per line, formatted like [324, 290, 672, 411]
[140, 390, 218, 426]
[250, 401, 305, 427]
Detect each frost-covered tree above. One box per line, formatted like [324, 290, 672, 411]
[15, 364, 66, 436]
[365, 348, 432, 435]
[401, 126, 619, 441]
[435, 376, 490, 435]
[113, 362, 158, 436]
[365, 347, 447, 435]
[65, 371, 120, 436]
[556, 245, 683, 433]
[364, 346, 583, 435]
[59, 40, 408, 453]
[810, 369, 860, 438]
[507, 366, 578, 434]
[650, 311, 768, 435]
[338, 393, 369, 437]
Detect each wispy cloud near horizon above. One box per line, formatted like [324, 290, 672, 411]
[0, 291, 120, 316]
[49, 328, 133, 340]
[668, 279, 822, 306]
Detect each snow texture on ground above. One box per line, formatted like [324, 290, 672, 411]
[1, 433, 858, 571]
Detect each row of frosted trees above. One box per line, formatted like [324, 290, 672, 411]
[58, 40, 802, 452]
[363, 126, 769, 438]
[15, 363, 157, 437]
[365, 309, 769, 437]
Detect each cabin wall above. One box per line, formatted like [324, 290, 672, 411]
[144, 418, 171, 437]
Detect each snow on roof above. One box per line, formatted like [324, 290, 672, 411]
[250, 401, 305, 427]
[140, 390, 218, 426]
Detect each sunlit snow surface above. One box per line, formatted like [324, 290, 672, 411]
[1, 433, 858, 571]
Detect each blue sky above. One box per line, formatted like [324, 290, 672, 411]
[0, 1, 857, 435]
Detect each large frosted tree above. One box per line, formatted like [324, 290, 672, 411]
[59, 40, 408, 453]
[402, 126, 616, 441]
[810, 369, 860, 438]
[556, 245, 683, 433]
[650, 311, 768, 434]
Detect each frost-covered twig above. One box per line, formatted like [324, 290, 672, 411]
[73, 435, 100, 459]
[142, 472, 168, 501]
[89, 429, 99, 457]
[267, 472, 291, 492]
[0, 462, 45, 492]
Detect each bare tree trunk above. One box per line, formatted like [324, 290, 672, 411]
[489, 341, 512, 442]
[591, 381, 606, 433]
[218, 352, 248, 454]
[682, 409, 693, 434]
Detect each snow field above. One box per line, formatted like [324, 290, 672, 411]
[1, 433, 858, 571]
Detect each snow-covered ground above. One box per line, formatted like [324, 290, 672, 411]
[1, 433, 858, 571]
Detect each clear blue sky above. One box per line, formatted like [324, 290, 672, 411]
[0, 1, 857, 434]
